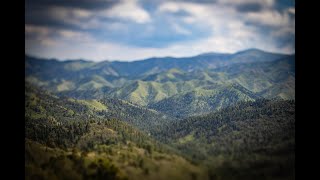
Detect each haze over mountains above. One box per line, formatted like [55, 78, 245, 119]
[25, 48, 295, 180]
[26, 48, 295, 117]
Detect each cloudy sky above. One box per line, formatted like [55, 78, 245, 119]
[25, 0, 295, 61]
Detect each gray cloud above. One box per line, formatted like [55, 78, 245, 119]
[25, 0, 295, 61]
[236, 3, 263, 12]
[25, 0, 119, 29]
[26, 0, 118, 10]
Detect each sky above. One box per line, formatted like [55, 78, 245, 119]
[25, 0, 295, 61]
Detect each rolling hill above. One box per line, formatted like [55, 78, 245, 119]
[25, 82, 295, 180]
[25, 83, 175, 133]
[25, 49, 295, 179]
[26, 49, 294, 118]
[148, 83, 260, 118]
[152, 99, 295, 180]
[25, 83, 209, 180]
[25, 49, 289, 93]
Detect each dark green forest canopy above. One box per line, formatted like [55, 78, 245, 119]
[26, 51, 295, 110]
[26, 83, 211, 180]
[25, 49, 295, 180]
[25, 83, 295, 180]
[152, 99, 295, 179]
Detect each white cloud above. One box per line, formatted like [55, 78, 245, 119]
[158, 2, 181, 13]
[25, 24, 294, 62]
[171, 23, 191, 35]
[158, 2, 209, 16]
[287, 7, 295, 14]
[218, 0, 275, 7]
[182, 16, 197, 24]
[157, 2, 257, 44]
[26, 24, 92, 39]
[58, 30, 81, 38]
[156, 1, 294, 53]
[48, 6, 92, 23]
[105, 22, 128, 31]
[25, 25, 50, 36]
[246, 10, 291, 27]
[45, 0, 151, 30]
[25, 25, 57, 47]
[102, 0, 151, 24]
[26, 36, 295, 62]
[271, 26, 295, 38]
[26, 1, 295, 61]
[25, 24, 94, 49]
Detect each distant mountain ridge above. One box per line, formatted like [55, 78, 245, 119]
[26, 49, 290, 77]
[148, 83, 260, 118]
[25, 49, 295, 180]
[26, 49, 294, 117]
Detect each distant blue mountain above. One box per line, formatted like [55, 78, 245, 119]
[26, 49, 289, 77]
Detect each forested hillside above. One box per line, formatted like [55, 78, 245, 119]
[25, 49, 295, 180]
[152, 99, 295, 180]
[148, 83, 259, 118]
[25, 82, 295, 180]
[26, 50, 294, 117]
[25, 83, 208, 180]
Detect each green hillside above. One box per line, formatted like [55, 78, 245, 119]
[109, 79, 218, 106]
[25, 49, 295, 180]
[152, 99, 295, 180]
[215, 56, 295, 98]
[108, 56, 294, 111]
[25, 83, 208, 180]
[26, 83, 174, 133]
[149, 83, 259, 118]
[25, 82, 295, 180]
[26, 139, 209, 180]
[25, 50, 292, 103]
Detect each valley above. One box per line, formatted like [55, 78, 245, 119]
[25, 49, 295, 180]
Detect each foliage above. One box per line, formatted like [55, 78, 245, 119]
[25, 84, 208, 180]
[152, 99, 295, 179]
[25, 51, 294, 109]
[25, 49, 295, 180]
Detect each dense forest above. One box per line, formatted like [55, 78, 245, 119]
[25, 49, 295, 180]
[25, 83, 295, 180]
[26, 83, 207, 180]
[152, 99, 295, 179]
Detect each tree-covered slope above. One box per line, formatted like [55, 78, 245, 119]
[26, 52, 294, 118]
[25, 83, 174, 133]
[98, 49, 286, 76]
[152, 99, 295, 180]
[25, 83, 208, 180]
[109, 55, 294, 109]
[215, 55, 295, 99]
[149, 83, 260, 118]
[25, 79, 294, 180]
[25, 49, 288, 95]
[109, 79, 219, 106]
[26, 138, 209, 180]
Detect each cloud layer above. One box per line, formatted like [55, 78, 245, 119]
[25, 0, 295, 61]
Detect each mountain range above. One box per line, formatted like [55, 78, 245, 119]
[26, 48, 295, 117]
[25, 48, 295, 180]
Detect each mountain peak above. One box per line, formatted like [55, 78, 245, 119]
[167, 68, 184, 74]
[235, 48, 266, 54]
[196, 52, 231, 57]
